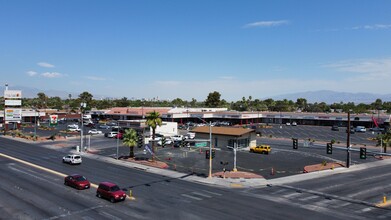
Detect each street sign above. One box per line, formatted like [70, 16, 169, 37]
[145, 144, 154, 155]
[50, 115, 58, 126]
[195, 142, 207, 147]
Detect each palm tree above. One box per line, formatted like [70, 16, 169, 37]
[122, 128, 138, 158]
[145, 111, 162, 161]
[377, 130, 391, 153]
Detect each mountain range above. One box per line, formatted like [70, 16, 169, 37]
[1, 85, 391, 104]
[269, 90, 391, 104]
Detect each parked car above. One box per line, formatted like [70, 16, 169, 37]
[157, 137, 173, 146]
[250, 145, 271, 154]
[64, 174, 90, 190]
[355, 126, 367, 132]
[370, 127, 385, 132]
[346, 126, 355, 134]
[105, 131, 119, 138]
[106, 121, 117, 126]
[62, 154, 82, 165]
[99, 124, 111, 129]
[85, 123, 95, 128]
[171, 135, 183, 142]
[114, 132, 123, 139]
[291, 122, 297, 126]
[184, 132, 195, 139]
[286, 122, 291, 126]
[96, 182, 127, 203]
[68, 127, 81, 132]
[88, 129, 102, 135]
[331, 125, 339, 131]
[67, 124, 79, 129]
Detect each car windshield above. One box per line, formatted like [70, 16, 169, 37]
[74, 156, 81, 159]
[110, 185, 121, 192]
[75, 176, 86, 181]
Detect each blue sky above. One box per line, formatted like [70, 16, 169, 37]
[1, 0, 391, 101]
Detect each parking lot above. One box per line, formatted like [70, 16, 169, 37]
[15, 122, 384, 180]
[257, 124, 378, 146]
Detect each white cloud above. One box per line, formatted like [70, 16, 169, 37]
[41, 72, 63, 78]
[37, 62, 55, 68]
[85, 76, 106, 81]
[352, 24, 391, 30]
[243, 20, 290, 28]
[323, 58, 391, 80]
[26, 71, 37, 76]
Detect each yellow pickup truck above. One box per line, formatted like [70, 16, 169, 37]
[250, 145, 271, 154]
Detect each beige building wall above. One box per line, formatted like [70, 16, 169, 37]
[195, 131, 256, 149]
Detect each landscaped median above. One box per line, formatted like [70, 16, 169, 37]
[303, 162, 345, 173]
[119, 157, 169, 169]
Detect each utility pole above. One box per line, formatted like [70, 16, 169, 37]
[346, 111, 351, 168]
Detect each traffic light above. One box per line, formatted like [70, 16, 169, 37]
[293, 138, 298, 149]
[180, 138, 189, 148]
[137, 134, 144, 148]
[326, 143, 332, 154]
[161, 137, 167, 148]
[360, 147, 367, 159]
[206, 149, 216, 159]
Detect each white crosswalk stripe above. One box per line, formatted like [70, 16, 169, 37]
[192, 191, 212, 198]
[181, 190, 223, 201]
[298, 195, 319, 201]
[201, 190, 222, 196]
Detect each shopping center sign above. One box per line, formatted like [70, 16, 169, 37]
[5, 108, 22, 121]
[4, 90, 22, 98]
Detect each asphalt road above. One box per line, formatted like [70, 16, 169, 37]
[1, 137, 391, 219]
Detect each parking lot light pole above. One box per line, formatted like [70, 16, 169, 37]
[116, 120, 119, 160]
[233, 139, 237, 172]
[208, 121, 212, 178]
[34, 108, 38, 139]
[80, 102, 86, 153]
[346, 110, 351, 168]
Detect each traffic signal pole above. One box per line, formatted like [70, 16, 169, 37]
[346, 111, 351, 168]
[208, 121, 212, 178]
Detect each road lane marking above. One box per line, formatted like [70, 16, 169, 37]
[181, 193, 203, 201]
[201, 190, 222, 196]
[0, 153, 67, 178]
[1, 153, 97, 191]
[192, 191, 212, 198]
[230, 183, 243, 188]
